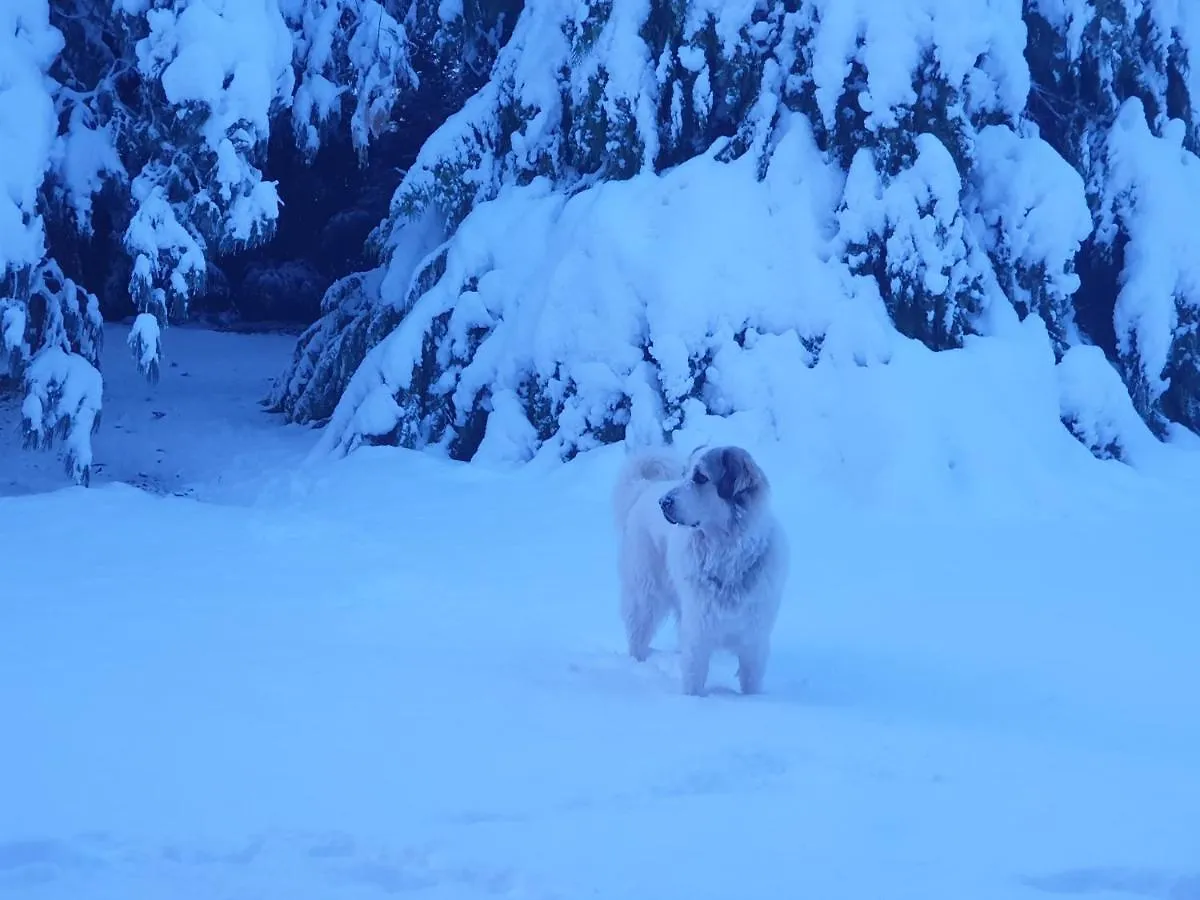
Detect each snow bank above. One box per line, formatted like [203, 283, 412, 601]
[4, 398, 1200, 897]
[309, 0, 1100, 468]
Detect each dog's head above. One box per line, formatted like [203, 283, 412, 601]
[659, 445, 769, 531]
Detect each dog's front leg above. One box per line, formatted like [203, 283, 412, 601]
[678, 625, 714, 696]
[736, 637, 769, 695]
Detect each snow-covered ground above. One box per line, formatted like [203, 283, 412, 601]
[2, 325, 1199, 900]
[1, 324, 312, 500]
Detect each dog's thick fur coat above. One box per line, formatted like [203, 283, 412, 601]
[613, 445, 789, 695]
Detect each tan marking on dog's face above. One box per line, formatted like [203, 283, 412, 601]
[659, 446, 767, 530]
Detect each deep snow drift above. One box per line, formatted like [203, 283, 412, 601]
[2, 326, 1199, 899]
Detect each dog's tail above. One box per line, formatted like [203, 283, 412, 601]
[612, 449, 684, 529]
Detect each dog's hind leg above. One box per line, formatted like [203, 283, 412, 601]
[735, 637, 769, 695]
[622, 590, 668, 662]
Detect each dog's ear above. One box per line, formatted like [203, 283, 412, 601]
[716, 447, 766, 505]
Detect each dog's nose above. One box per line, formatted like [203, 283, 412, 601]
[659, 494, 678, 524]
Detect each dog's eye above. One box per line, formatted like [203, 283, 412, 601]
[692, 470, 708, 485]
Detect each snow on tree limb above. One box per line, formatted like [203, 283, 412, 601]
[287, 0, 1200, 467]
[286, 0, 420, 161]
[1, 1, 105, 484]
[1104, 98, 1200, 436]
[111, 0, 295, 376]
[21, 346, 104, 486]
[4, 0, 437, 484]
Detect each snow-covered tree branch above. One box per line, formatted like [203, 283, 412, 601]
[3, 0, 446, 482]
[281, 0, 1200, 468]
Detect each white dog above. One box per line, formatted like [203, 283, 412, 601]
[612, 444, 789, 696]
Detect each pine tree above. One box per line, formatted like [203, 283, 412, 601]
[1, 0, 105, 484]
[296, 0, 1167, 462]
[10, 0, 1200, 481]
[4, 0, 449, 483]
[1024, 0, 1200, 436]
[267, 0, 522, 426]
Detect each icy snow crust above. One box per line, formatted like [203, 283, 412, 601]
[319, 0, 1200, 466]
[3, 327, 1200, 900]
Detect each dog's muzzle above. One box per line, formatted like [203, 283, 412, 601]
[659, 493, 679, 525]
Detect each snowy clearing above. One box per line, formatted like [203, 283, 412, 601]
[1, 323, 312, 500]
[2, 326, 1199, 900]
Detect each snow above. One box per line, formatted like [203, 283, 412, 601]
[332, 84, 1191, 463]
[49, 105, 126, 234]
[345, 2, 417, 152]
[344, 0, 1129, 465]
[286, 0, 419, 159]
[3, 325, 1200, 899]
[807, 0, 1030, 132]
[0, 301, 29, 373]
[1027, 0, 1092, 60]
[854, 134, 979, 304]
[18, 347, 103, 484]
[127, 313, 164, 379]
[1057, 344, 1156, 463]
[118, 0, 296, 341]
[2, 323, 311, 499]
[6, 0, 1200, 892]
[124, 174, 208, 321]
[969, 125, 1093, 327]
[136, 0, 294, 143]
